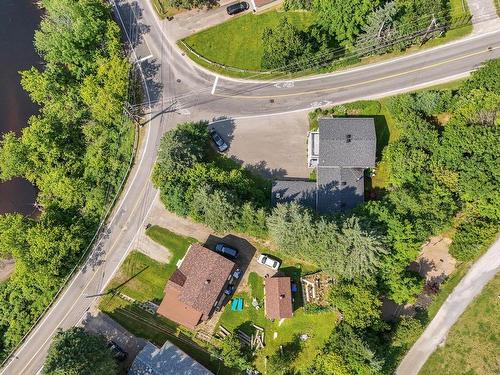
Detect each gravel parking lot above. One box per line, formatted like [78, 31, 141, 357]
[211, 111, 311, 179]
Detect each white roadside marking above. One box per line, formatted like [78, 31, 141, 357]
[274, 81, 294, 89]
[136, 54, 153, 63]
[211, 76, 219, 95]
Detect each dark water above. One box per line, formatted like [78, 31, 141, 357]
[0, 0, 41, 215]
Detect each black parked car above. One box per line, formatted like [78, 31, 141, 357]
[226, 1, 249, 15]
[214, 243, 239, 259]
[107, 341, 128, 362]
[209, 128, 229, 152]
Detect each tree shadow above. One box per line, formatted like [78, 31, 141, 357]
[209, 117, 236, 144]
[140, 58, 163, 106]
[409, 257, 437, 279]
[114, 0, 151, 50]
[242, 160, 288, 180]
[235, 321, 255, 336]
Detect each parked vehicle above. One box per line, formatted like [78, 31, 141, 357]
[232, 268, 242, 279]
[224, 284, 235, 295]
[226, 1, 249, 15]
[257, 254, 280, 270]
[107, 341, 128, 362]
[209, 128, 229, 152]
[215, 243, 239, 259]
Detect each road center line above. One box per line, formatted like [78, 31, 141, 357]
[214, 46, 499, 99]
[211, 76, 219, 95]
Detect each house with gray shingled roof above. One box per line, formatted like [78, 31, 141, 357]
[272, 118, 376, 214]
[128, 341, 213, 375]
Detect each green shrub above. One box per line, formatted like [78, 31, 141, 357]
[449, 219, 498, 262]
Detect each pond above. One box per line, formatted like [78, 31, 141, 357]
[0, 0, 41, 215]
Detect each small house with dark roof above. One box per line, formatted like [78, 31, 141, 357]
[128, 340, 213, 375]
[272, 118, 376, 214]
[157, 244, 235, 329]
[264, 276, 293, 320]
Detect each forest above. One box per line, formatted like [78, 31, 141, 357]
[0, 0, 134, 360]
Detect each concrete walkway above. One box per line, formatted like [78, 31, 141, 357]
[397, 237, 500, 375]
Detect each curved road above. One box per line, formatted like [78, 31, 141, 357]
[0, 0, 499, 373]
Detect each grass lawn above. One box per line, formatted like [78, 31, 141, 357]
[420, 273, 500, 375]
[217, 271, 338, 373]
[182, 10, 315, 71]
[101, 226, 196, 303]
[180, 0, 471, 79]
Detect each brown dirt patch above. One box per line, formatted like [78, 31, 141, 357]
[0, 258, 15, 282]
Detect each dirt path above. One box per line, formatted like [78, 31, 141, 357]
[397, 237, 500, 375]
[0, 258, 15, 282]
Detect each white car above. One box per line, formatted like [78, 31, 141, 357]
[257, 254, 280, 270]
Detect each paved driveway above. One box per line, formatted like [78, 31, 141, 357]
[166, 0, 250, 41]
[467, 0, 499, 33]
[211, 111, 311, 179]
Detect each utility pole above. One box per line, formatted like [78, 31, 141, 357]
[420, 15, 440, 46]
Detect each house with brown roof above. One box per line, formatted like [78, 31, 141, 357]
[157, 244, 236, 329]
[264, 276, 293, 320]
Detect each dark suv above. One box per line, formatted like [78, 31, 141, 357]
[226, 2, 249, 15]
[214, 243, 238, 259]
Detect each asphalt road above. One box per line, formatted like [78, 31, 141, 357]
[397, 238, 500, 375]
[0, 0, 498, 373]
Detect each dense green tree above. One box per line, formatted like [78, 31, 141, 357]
[306, 352, 350, 375]
[313, 0, 380, 46]
[217, 335, 252, 371]
[330, 277, 383, 329]
[356, 1, 399, 55]
[152, 122, 210, 185]
[449, 218, 498, 261]
[267, 203, 320, 258]
[0, 214, 31, 258]
[328, 217, 387, 280]
[390, 316, 424, 350]
[0, 132, 28, 181]
[42, 327, 117, 375]
[239, 202, 268, 238]
[460, 59, 500, 95]
[261, 18, 310, 71]
[268, 335, 304, 374]
[190, 185, 240, 233]
[80, 55, 130, 124]
[35, 0, 117, 78]
[168, 0, 213, 9]
[309, 323, 383, 374]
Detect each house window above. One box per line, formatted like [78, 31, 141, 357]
[341, 181, 347, 186]
[346, 134, 352, 143]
